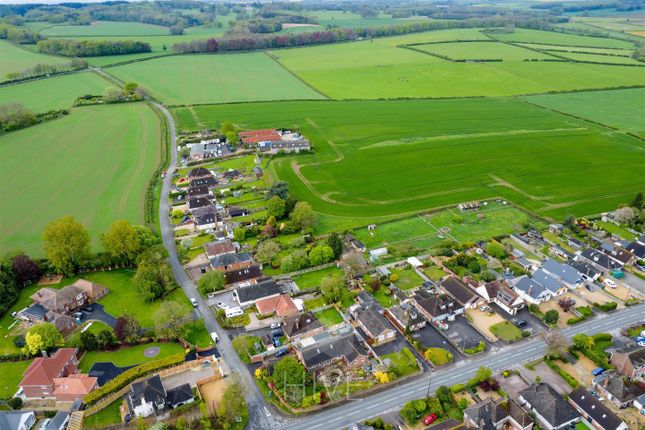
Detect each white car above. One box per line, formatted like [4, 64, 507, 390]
[216, 302, 229, 310]
[190, 298, 198, 307]
[602, 279, 617, 288]
[210, 332, 219, 343]
[270, 322, 282, 329]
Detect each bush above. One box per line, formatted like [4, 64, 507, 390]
[425, 348, 453, 366]
[594, 301, 617, 312]
[625, 298, 640, 306]
[576, 306, 593, 317]
[545, 359, 578, 388]
[450, 383, 466, 393]
[8, 397, 22, 409]
[389, 273, 399, 282]
[463, 341, 486, 355]
[567, 315, 586, 325]
[521, 330, 531, 338]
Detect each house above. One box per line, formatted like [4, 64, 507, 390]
[19, 305, 78, 335]
[384, 301, 427, 333]
[440, 276, 483, 310]
[592, 371, 644, 408]
[209, 252, 253, 272]
[227, 207, 249, 218]
[188, 140, 231, 161]
[568, 388, 627, 430]
[190, 177, 218, 189]
[296, 332, 369, 371]
[234, 279, 282, 308]
[531, 269, 567, 296]
[541, 259, 584, 289]
[512, 276, 552, 304]
[43, 411, 69, 430]
[633, 393, 645, 414]
[186, 185, 210, 199]
[549, 224, 564, 234]
[205, 240, 236, 259]
[30, 280, 108, 315]
[225, 265, 263, 287]
[626, 239, 645, 260]
[463, 398, 533, 430]
[458, 202, 480, 212]
[345, 234, 366, 252]
[352, 305, 396, 346]
[599, 245, 635, 267]
[258, 139, 311, 154]
[221, 169, 243, 181]
[610, 345, 645, 381]
[238, 129, 281, 145]
[255, 294, 299, 318]
[52, 373, 98, 401]
[187, 167, 212, 180]
[188, 197, 212, 211]
[476, 280, 525, 316]
[192, 206, 220, 231]
[570, 260, 602, 282]
[579, 248, 622, 273]
[567, 238, 584, 250]
[283, 312, 324, 341]
[253, 166, 263, 178]
[551, 244, 575, 260]
[0, 411, 36, 430]
[518, 383, 579, 430]
[412, 289, 456, 322]
[126, 375, 167, 418]
[166, 383, 195, 409]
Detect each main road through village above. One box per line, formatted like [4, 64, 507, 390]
[153, 102, 645, 430]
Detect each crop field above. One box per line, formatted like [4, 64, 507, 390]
[40, 20, 170, 37]
[185, 98, 645, 227]
[525, 88, 645, 133]
[0, 40, 70, 81]
[412, 41, 556, 61]
[278, 10, 429, 29]
[514, 43, 633, 56]
[0, 103, 161, 255]
[554, 51, 644, 65]
[0, 71, 115, 112]
[108, 52, 325, 105]
[486, 28, 635, 49]
[380, 28, 491, 46]
[271, 38, 644, 99]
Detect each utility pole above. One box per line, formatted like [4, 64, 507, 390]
[426, 368, 433, 399]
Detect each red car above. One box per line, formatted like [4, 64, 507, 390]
[424, 413, 438, 425]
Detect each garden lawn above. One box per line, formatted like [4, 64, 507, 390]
[83, 398, 123, 429]
[314, 308, 344, 327]
[0, 360, 30, 398]
[187, 99, 645, 226]
[424, 347, 453, 366]
[0, 40, 69, 81]
[382, 347, 419, 378]
[0, 103, 161, 255]
[423, 266, 447, 281]
[108, 52, 325, 105]
[390, 267, 423, 290]
[304, 297, 326, 311]
[182, 320, 213, 348]
[0, 71, 116, 113]
[595, 221, 639, 240]
[293, 266, 344, 290]
[79, 342, 185, 372]
[369, 286, 397, 308]
[489, 321, 523, 342]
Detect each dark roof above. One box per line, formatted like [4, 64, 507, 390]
[600, 246, 634, 265]
[89, 362, 135, 387]
[228, 207, 249, 218]
[464, 398, 532, 430]
[130, 375, 166, 407]
[166, 383, 194, 407]
[570, 260, 602, 278]
[299, 332, 367, 369]
[190, 177, 218, 188]
[519, 383, 579, 427]
[235, 278, 281, 304]
[210, 252, 252, 269]
[23, 303, 48, 320]
[440, 276, 478, 306]
[45, 411, 69, 430]
[386, 301, 426, 327]
[626, 241, 645, 259]
[188, 197, 211, 210]
[193, 206, 217, 225]
[428, 418, 464, 430]
[355, 305, 393, 337]
[187, 167, 212, 179]
[284, 311, 323, 338]
[225, 266, 263, 284]
[595, 372, 644, 402]
[581, 248, 621, 270]
[222, 169, 243, 179]
[413, 289, 455, 317]
[186, 186, 209, 198]
[569, 388, 624, 430]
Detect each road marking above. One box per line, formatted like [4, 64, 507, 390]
[264, 407, 271, 417]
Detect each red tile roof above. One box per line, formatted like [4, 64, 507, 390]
[21, 348, 77, 387]
[255, 294, 298, 317]
[238, 129, 281, 144]
[53, 374, 97, 396]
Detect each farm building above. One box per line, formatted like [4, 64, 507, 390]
[188, 139, 231, 161]
[457, 201, 480, 212]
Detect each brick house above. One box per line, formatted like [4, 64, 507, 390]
[610, 345, 645, 381]
[351, 305, 396, 346]
[296, 332, 369, 371]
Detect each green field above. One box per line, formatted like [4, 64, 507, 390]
[79, 342, 184, 372]
[413, 41, 556, 61]
[108, 52, 325, 105]
[526, 88, 645, 132]
[516, 43, 633, 56]
[0, 40, 70, 81]
[554, 51, 644, 64]
[0, 103, 161, 255]
[487, 28, 635, 48]
[0, 360, 31, 398]
[184, 98, 645, 225]
[0, 71, 115, 112]
[271, 38, 645, 99]
[40, 21, 170, 37]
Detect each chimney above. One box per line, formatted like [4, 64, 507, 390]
[41, 350, 48, 358]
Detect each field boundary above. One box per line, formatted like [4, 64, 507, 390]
[264, 51, 331, 99]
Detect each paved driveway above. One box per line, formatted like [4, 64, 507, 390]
[444, 315, 487, 351]
[490, 303, 545, 335]
[80, 304, 117, 328]
[206, 290, 237, 310]
[411, 325, 460, 359]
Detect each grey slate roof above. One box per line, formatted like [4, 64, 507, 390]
[464, 398, 532, 430]
[542, 258, 582, 286]
[188, 197, 211, 210]
[284, 311, 323, 338]
[569, 388, 624, 430]
[186, 185, 209, 198]
[235, 278, 281, 304]
[130, 374, 166, 407]
[531, 268, 563, 294]
[22, 303, 48, 320]
[193, 206, 217, 225]
[225, 265, 263, 285]
[440, 276, 478, 306]
[627, 241, 645, 259]
[519, 383, 579, 427]
[44, 411, 69, 430]
[299, 332, 367, 369]
[581, 248, 621, 271]
[355, 305, 393, 338]
[595, 371, 644, 403]
[514, 276, 549, 300]
[0, 411, 35, 430]
[571, 259, 602, 279]
[209, 252, 252, 269]
[166, 383, 194, 407]
[190, 177, 218, 188]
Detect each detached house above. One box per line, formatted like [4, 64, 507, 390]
[385, 301, 427, 333]
[571, 260, 602, 282]
[192, 206, 220, 231]
[0, 411, 36, 430]
[542, 259, 584, 289]
[518, 383, 579, 430]
[579, 249, 621, 273]
[190, 176, 218, 189]
[513, 276, 552, 304]
[351, 305, 396, 346]
[255, 294, 299, 318]
[125, 375, 194, 419]
[412, 289, 457, 322]
[234, 279, 282, 308]
[475, 280, 525, 316]
[531, 269, 567, 296]
[296, 332, 369, 371]
[204, 240, 235, 259]
[283, 312, 324, 341]
[592, 371, 644, 408]
[187, 167, 212, 180]
[440, 276, 483, 310]
[225, 265, 263, 287]
[210, 252, 253, 272]
[568, 388, 628, 430]
[610, 345, 645, 381]
[464, 398, 534, 430]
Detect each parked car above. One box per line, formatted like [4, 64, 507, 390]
[83, 306, 93, 312]
[514, 319, 528, 328]
[272, 329, 284, 338]
[275, 348, 289, 357]
[210, 332, 219, 343]
[190, 298, 198, 307]
[423, 414, 438, 425]
[479, 305, 492, 313]
[273, 338, 281, 347]
[602, 278, 617, 288]
[216, 302, 229, 310]
[270, 322, 282, 329]
[592, 367, 606, 376]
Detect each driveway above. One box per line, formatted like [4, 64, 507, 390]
[88, 362, 134, 386]
[444, 315, 487, 351]
[410, 325, 461, 359]
[206, 290, 237, 310]
[79, 304, 117, 328]
[490, 303, 545, 335]
[163, 362, 219, 390]
[372, 333, 428, 370]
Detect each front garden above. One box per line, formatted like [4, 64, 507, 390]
[489, 321, 522, 342]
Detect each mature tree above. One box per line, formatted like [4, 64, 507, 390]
[266, 196, 286, 219]
[308, 245, 334, 266]
[320, 275, 344, 304]
[104, 87, 125, 103]
[256, 240, 280, 264]
[12, 254, 40, 285]
[80, 331, 99, 351]
[134, 225, 158, 248]
[25, 323, 64, 355]
[101, 220, 141, 264]
[197, 270, 225, 295]
[267, 181, 289, 200]
[261, 222, 277, 239]
[114, 314, 141, 343]
[134, 246, 174, 301]
[327, 232, 343, 260]
[233, 227, 246, 242]
[42, 216, 90, 274]
[271, 356, 309, 391]
[400, 401, 418, 425]
[342, 252, 365, 279]
[0, 255, 19, 316]
[123, 82, 138, 95]
[97, 329, 116, 350]
[485, 242, 506, 259]
[544, 330, 568, 357]
[280, 249, 308, 273]
[291, 202, 316, 231]
[543, 309, 560, 326]
[467, 260, 481, 273]
[572, 333, 595, 351]
[154, 301, 190, 340]
[631, 192, 644, 210]
[614, 206, 634, 224]
[221, 120, 235, 134]
[481, 271, 496, 282]
[218, 378, 247, 429]
[284, 196, 298, 216]
[169, 25, 184, 35]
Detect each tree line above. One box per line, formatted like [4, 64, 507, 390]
[0, 103, 68, 133]
[37, 39, 151, 57]
[4, 58, 87, 81]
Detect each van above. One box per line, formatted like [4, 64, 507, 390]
[225, 307, 244, 318]
[602, 278, 617, 288]
[190, 298, 198, 307]
[210, 332, 219, 343]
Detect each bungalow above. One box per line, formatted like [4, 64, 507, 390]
[571, 260, 602, 282]
[255, 294, 299, 318]
[210, 252, 253, 272]
[440, 276, 483, 309]
[531, 269, 567, 296]
[190, 176, 218, 189]
[384, 301, 427, 333]
[568, 388, 627, 430]
[283, 312, 324, 342]
[551, 244, 574, 260]
[464, 398, 534, 430]
[476, 280, 525, 316]
[186, 185, 210, 199]
[352, 305, 397, 346]
[567, 237, 584, 250]
[600, 245, 635, 267]
[0, 411, 36, 430]
[228, 207, 249, 218]
[541, 258, 584, 289]
[187, 167, 212, 180]
[610, 345, 645, 381]
[518, 383, 579, 430]
[626, 238, 645, 260]
[412, 289, 457, 322]
[233, 278, 282, 308]
[345, 233, 366, 253]
[579, 248, 622, 273]
[225, 265, 263, 287]
[512, 276, 552, 305]
[258, 139, 311, 154]
[296, 332, 369, 371]
[204, 240, 236, 259]
[221, 169, 244, 181]
[592, 371, 644, 408]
